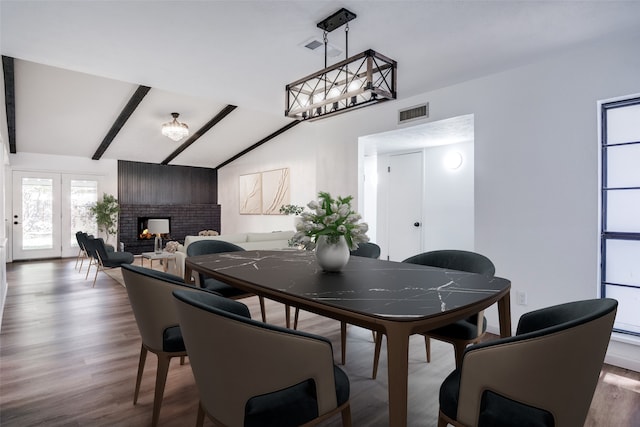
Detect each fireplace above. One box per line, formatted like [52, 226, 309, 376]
[138, 216, 171, 240]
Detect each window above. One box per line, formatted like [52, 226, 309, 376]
[600, 95, 640, 336]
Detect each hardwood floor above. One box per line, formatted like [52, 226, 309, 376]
[1, 258, 639, 426]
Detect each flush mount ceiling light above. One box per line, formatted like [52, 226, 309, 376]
[285, 8, 397, 121]
[161, 112, 189, 141]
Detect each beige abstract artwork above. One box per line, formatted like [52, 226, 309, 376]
[239, 173, 262, 214]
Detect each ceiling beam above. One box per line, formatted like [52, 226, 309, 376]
[215, 120, 301, 169]
[2, 56, 17, 154]
[161, 104, 237, 165]
[92, 85, 151, 160]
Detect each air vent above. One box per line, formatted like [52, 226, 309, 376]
[398, 103, 429, 124]
[300, 37, 342, 57]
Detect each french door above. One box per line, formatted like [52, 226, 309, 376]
[12, 171, 100, 260]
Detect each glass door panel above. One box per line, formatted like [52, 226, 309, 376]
[12, 171, 61, 259]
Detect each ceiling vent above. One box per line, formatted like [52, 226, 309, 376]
[398, 103, 429, 124]
[300, 37, 342, 57]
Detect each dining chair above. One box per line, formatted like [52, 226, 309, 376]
[121, 264, 219, 427]
[438, 298, 617, 427]
[372, 249, 495, 379]
[75, 231, 88, 272]
[291, 242, 382, 366]
[172, 289, 352, 427]
[84, 235, 135, 287]
[186, 239, 267, 322]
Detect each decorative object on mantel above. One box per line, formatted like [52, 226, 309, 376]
[164, 241, 179, 253]
[161, 112, 189, 141]
[89, 193, 119, 244]
[147, 219, 169, 254]
[285, 8, 397, 121]
[293, 192, 369, 272]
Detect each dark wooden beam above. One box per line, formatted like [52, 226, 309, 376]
[92, 85, 151, 160]
[161, 104, 237, 165]
[215, 120, 301, 169]
[2, 56, 16, 154]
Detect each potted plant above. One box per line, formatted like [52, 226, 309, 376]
[90, 193, 120, 244]
[292, 192, 369, 271]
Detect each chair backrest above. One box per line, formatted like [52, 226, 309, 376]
[83, 235, 99, 260]
[403, 249, 495, 276]
[75, 231, 85, 250]
[122, 264, 201, 352]
[172, 289, 339, 427]
[186, 239, 245, 257]
[455, 298, 617, 426]
[350, 242, 381, 259]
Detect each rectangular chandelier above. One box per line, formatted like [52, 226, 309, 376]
[285, 49, 397, 121]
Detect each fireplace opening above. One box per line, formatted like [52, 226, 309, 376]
[138, 217, 171, 240]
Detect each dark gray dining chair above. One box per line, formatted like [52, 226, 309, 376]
[172, 289, 352, 427]
[84, 235, 134, 287]
[372, 249, 495, 378]
[438, 298, 617, 427]
[186, 240, 267, 322]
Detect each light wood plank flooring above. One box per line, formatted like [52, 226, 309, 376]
[1, 259, 639, 426]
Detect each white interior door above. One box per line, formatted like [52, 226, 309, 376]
[386, 152, 423, 261]
[12, 171, 100, 260]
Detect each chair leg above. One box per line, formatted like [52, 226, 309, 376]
[85, 260, 93, 280]
[293, 307, 300, 330]
[425, 335, 431, 363]
[258, 296, 267, 322]
[180, 355, 185, 365]
[152, 353, 172, 427]
[75, 249, 82, 269]
[372, 332, 383, 379]
[196, 401, 206, 427]
[437, 410, 449, 427]
[92, 264, 100, 288]
[341, 403, 353, 427]
[340, 322, 348, 365]
[78, 255, 85, 273]
[134, 344, 147, 404]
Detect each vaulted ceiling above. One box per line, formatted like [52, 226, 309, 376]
[2, 1, 640, 168]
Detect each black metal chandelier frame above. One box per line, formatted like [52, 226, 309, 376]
[285, 8, 397, 121]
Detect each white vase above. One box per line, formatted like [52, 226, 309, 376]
[315, 235, 350, 272]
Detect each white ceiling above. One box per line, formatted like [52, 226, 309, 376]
[2, 1, 640, 168]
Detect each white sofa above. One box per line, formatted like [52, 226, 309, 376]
[169, 230, 295, 278]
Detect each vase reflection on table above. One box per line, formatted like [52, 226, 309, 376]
[315, 235, 350, 272]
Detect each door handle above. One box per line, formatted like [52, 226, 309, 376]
[413, 222, 421, 227]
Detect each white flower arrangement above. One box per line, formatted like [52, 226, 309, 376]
[292, 192, 369, 250]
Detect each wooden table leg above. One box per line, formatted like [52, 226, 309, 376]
[498, 291, 512, 338]
[385, 324, 411, 427]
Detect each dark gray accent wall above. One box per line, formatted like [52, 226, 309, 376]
[118, 160, 221, 254]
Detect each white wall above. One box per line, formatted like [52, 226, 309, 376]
[218, 31, 640, 371]
[423, 142, 474, 252]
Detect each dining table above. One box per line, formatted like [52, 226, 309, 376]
[184, 250, 512, 427]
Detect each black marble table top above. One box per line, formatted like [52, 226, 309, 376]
[186, 250, 511, 321]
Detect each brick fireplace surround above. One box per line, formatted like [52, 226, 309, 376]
[119, 204, 221, 255]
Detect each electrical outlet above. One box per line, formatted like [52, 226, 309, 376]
[516, 291, 528, 306]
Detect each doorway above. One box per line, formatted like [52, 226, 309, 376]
[12, 171, 100, 260]
[359, 114, 475, 261]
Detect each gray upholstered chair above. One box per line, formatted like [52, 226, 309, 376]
[121, 264, 218, 427]
[186, 239, 267, 322]
[291, 242, 382, 366]
[84, 235, 133, 287]
[372, 249, 495, 379]
[172, 289, 352, 427]
[438, 298, 617, 427]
